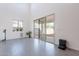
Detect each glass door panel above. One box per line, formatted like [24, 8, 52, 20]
[40, 17, 46, 41]
[46, 14, 55, 43]
[34, 20, 40, 39]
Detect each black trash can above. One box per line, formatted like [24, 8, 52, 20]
[58, 39, 67, 50]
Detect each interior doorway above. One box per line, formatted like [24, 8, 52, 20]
[34, 14, 55, 44]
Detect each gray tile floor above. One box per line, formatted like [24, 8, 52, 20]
[0, 38, 79, 56]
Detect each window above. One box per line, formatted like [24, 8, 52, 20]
[13, 20, 23, 31]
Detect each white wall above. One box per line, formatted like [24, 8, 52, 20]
[0, 3, 31, 40]
[31, 3, 79, 51]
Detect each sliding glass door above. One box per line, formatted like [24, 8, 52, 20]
[40, 17, 46, 41]
[34, 19, 40, 39]
[46, 14, 55, 43]
[34, 14, 55, 44]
